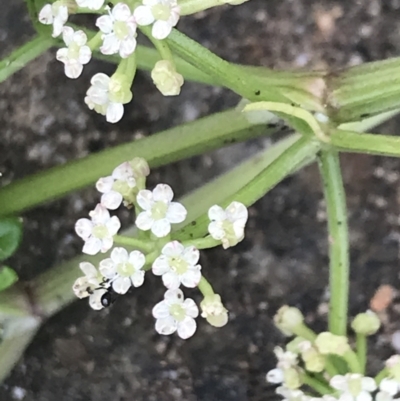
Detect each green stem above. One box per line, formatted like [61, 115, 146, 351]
[0, 36, 54, 84]
[179, 0, 221, 15]
[375, 368, 389, 385]
[302, 374, 332, 395]
[181, 236, 221, 250]
[343, 350, 362, 373]
[140, 26, 174, 64]
[113, 235, 154, 253]
[331, 129, 400, 157]
[0, 108, 270, 217]
[317, 150, 349, 337]
[293, 323, 318, 342]
[356, 333, 367, 374]
[198, 276, 214, 297]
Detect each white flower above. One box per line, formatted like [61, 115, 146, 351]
[99, 247, 145, 294]
[96, 162, 137, 210]
[38, 1, 68, 37]
[266, 347, 298, 385]
[276, 387, 310, 401]
[208, 201, 248, 249]
[376, 379, 400, 401]
[151, 60, 184, 96]
[75, 204, 121, 255]
[85, 73, 127, 123]
[72, 262, 109, 310]
[330, 374, 377, 401]
[134, 0, 180, 40]
[56, 27, 91, 79]
[76, 0, 105, 10]
[136, 184, 187, 237]
[200, 294, 229, 328]
[152, 289, 199, 339]
[96, 3, 137, 58]
[152, 241, 201, 289]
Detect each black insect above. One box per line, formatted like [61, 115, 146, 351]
[100, 287, 119, 308]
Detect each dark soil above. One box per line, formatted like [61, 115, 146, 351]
[1, 0, 400, 400]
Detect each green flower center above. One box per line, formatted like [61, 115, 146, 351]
[92, 224, 108, 239]
[151, 4, 170, 21]
[168, 256, 188, 275]
[116, 262, 135, 277]
[113, 20, 129, 40]
[113, 180, 131, 197]
[169, 303, 186, 321]
[151, 201, 168, 220]
[348, 378, 362, 397]
[67, 42, 80, 60]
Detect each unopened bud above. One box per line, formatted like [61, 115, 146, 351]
[315, 332, 350, 356]
[274, 306, 304, 336]
[299, 342, 325, 373]
[351, 310, 381, 335]
[151, 60, 184, 96]
[130, 157, 150, 178]
[200, 294, 228, 328]
[283, 367, 302, 390]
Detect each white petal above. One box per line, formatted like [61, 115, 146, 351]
[130, 271, 145, 287]
[90, 204, 110, 224]
[129, 250, 146, 269]
[83, 237, 102, 255]
[133, 5, 155, 25]
[119, 37, 137, 58]
[168, 8, 180, 26]
[106, 102, 124, 123]
[91, 72, 110, 90]
[136, 211, 154, 231]
[56, 47, 68, 63]
[112, 3, 132, 21]
[162, 271, 180, 290]
[73, 30, 87, 46]
[152, 300, 170, 319]
[330, 376, 347, 391]
[112, 276, 131, 294]
[99, 258, 117, 278]
[155, 317, 177, 335]
[356, 392, 372, 401]
[62, 26, 74, 45]
[152, 256, 171, 276]
[380, 379, 399, 395]
[164, 288, 184, 305]
[153, 184, 174, 202]
[96, 15, 114, 34]
[101, 191, 123, 210]
[96, 176, 114, 196]
[106, 215, 121, 235]
[361, 378, 377, 392]
[79, 46, 92, 64]
[208, 221, 225, 240]
[166, 202, 187, 223]
[57, 5, 68, 23]
[181, 269, 201, 288]
[89, 289, 107, 310]
[65, 60, 83, 79]
[101, 34, 121, 55]
[111, 247, 129, 264]
[182, 246, 199, 265]
[136, 190, 153, 210]
[177, 317, 196, 339]
[75, 218, 93, 239]
[183, 298, 199, 318]
[100, 236, 113, 253]
[112, 162, 134, 181]
[208, 205, 226, 221]
[266, 368, 284, 384]
[38, 4, 53, 25]
[162, 241, 184, 257]
[79, 261, 98, 278]
[151, 218, 171, 238]
[152, 20, 172, 40]
[227, 201, 248, 223]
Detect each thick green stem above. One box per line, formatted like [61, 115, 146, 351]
[318, 151, 349, 336]
[356, 333, 367, 374]
[343, 350, 362, 373]
[302, 374, 332, 395]
[198, 276, 214, 297]
[181, 236, 220, 250]
[113, 235, 154, 253]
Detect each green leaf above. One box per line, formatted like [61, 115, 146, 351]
[0, 218, 23, 261]
[0, 267, 18, 292]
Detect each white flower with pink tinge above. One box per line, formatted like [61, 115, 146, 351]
[75, 204, 121, 255]
[56, 27, 92, 79]
[38, 1, 68, 37]
[152, 289, 199, 339]
[208, 201, 248, 249]
[135, 184, 187, 237]
[96, 162, 137, 210]
[76, 0, 105, 10]
[152, 241, 201, 289]
[134, 0, 180, 40]
[99, 247, 145, 294]
[96, 3, 137, 58]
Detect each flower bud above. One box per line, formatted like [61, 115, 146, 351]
[151, 60, 184, 96]
[351, 310, 381, 336]
[200, 294, 228, 328]
[273, 306, 304, 336]
[283, 367, 302, 390]
[315, 332, 350, 356]
[130, 157, 150, 178]
[299, 342, 325, 373]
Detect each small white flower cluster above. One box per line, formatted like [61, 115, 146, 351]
[38, 0, 183, 122]
[73, 158, 248, 339]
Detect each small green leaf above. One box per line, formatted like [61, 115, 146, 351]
[0, 218, 23, 261]
[0, 266, 18, 292]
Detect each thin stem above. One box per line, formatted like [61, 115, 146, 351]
[181, 236, 220, 250]
[293, 323, 318, 342]
[375, 368, 389, 385]
[356, 333, 367, 374]
[198, 276, 214, 297]
[318, 150, 349, 336]
[113, 235, 154, 253]
[343, 350, 362, 373]
[140, 26, 174, 64]
[302, 374, 332, 395]
[179, 0, 221, 15]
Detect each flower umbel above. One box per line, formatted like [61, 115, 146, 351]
[75, 204, 121, 255]
[208, 201, 248, 249]
[152, 289, 199, 339]
[200, 294, 228, 327]
[96, 3, 137, 58]
[134, 0, 180, 40]
[136, 184, 187, 237]
[56, 27, 92, 79]
[99, 247, 146, 294]
[38, 1, 68, 37]
[152, 241, 201, 289]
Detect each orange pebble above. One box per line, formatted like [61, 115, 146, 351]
[370, 285, 395, 312]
